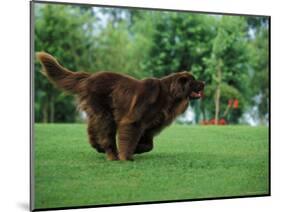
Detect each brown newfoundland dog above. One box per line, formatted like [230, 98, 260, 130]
[37, 52, 204, 161]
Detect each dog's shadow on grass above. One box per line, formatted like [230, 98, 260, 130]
[84, 150, 250, 170]
[135, 151, 247, 169]
[89, 151, 216, 164]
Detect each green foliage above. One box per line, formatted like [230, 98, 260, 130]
[35, 4, 96, 122]
[35, 124, 269, 208]
[145, 13, 216, 78]
[92, 12, 154, 79]
[93, 22, 131, 72]
[201, 16, 251, 123]
[247, 22, 269, 124]
[205, 16, 250, 88]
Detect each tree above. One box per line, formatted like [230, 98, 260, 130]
[145, 13, 216, 78]
[92, 9, 155, 79]
[246, 17, 269, 124]
[204, 16, 250, 124]
[35, 4, 96, 122]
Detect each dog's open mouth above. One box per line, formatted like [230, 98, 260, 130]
[189, 80, 205, 100]
[189, 90, 204, 99]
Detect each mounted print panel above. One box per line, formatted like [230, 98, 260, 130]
[31, 1, 270, 211]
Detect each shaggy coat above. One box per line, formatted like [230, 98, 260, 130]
[37, 52, 204, 161]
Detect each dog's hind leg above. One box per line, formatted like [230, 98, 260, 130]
[87, 118, 105, 153]
[87, 114, 118, 160]
[134, 134, 154, 154]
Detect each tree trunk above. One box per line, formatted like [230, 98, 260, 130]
[50, 95, 55, 123]
[194, 101, 200, 124]
[200, 101, 206, 121]
[214, 87, 221, 125]
[43, 101, 48, 123]
[214, 59, 222, 125]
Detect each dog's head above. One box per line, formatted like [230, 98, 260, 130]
[167, 71, 205, 100]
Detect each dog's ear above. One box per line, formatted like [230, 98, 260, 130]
[177, 76, 189, 85]
[170, 76, 190, 99]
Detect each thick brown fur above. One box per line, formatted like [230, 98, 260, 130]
[37, 52, 204, 161]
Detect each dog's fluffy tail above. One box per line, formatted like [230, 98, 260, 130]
[36, 52, 90, 94]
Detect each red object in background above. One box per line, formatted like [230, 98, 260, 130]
[219, 118, 227, 125]
[209, 119, 215, 125]
[233, 99, 239, 109]
[200, 120, 209, 125]
[200, 118, 228, 125]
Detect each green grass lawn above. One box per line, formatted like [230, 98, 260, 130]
[34, 124, 269, 209]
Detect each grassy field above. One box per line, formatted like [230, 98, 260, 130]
[34, 124, 269, 209]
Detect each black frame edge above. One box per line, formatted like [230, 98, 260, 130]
[268, 16, 271, 196]
[30, 0, 35, 211]
[32, 194, 270, 212]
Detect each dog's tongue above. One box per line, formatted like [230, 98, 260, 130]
[190, 91, 203, 98]
[199, 90, 204, 98]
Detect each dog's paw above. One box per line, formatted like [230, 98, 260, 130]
[118, 154, 134, 161]
[106, 152, 119, 161]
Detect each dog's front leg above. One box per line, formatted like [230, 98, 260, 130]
[117, 122, 142, 161]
